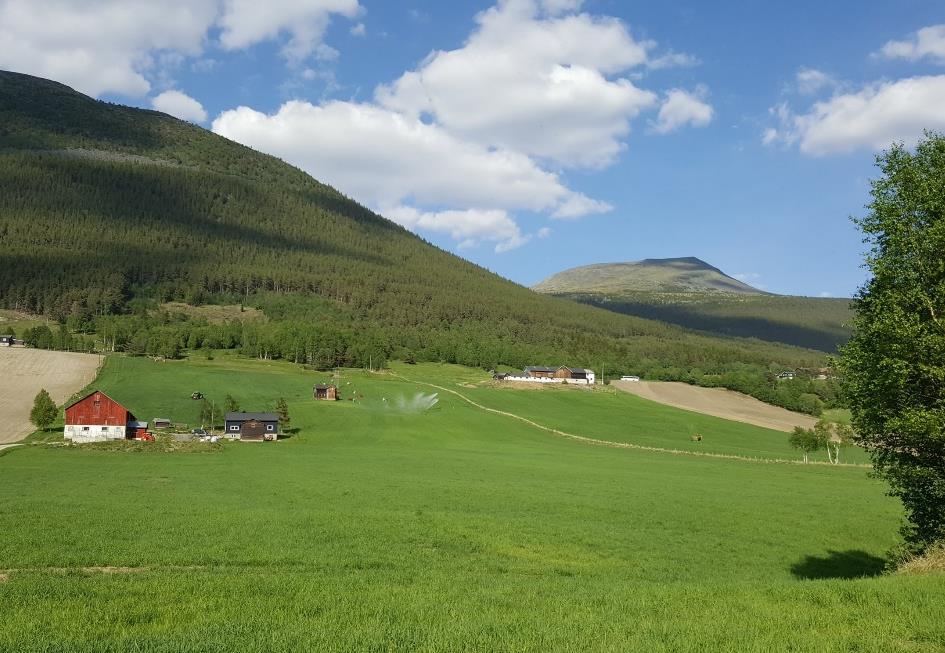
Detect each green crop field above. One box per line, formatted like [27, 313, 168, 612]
[1, 356, 943, 651]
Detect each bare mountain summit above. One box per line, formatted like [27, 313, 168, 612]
[534, 257, 765, 295]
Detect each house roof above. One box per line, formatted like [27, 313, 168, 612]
[225, 412, 279, 422]
[560, 367, 593, 374]
[313, 384, 336, 390]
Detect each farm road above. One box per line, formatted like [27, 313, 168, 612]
[612, 380, 818, 433]
[395, 375, 861, 467]
[0, 348, 102, 443]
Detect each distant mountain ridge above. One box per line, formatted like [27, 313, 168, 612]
[534, 257, 765, 295]
[534, 257, 853, 353]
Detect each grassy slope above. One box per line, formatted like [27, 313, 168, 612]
[1, 357, 942, 651]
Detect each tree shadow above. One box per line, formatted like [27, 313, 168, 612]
[791, 550, 887, 580]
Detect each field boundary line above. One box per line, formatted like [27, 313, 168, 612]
[394, 375, 869, 468]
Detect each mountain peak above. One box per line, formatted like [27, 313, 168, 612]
[534, 257, 765, 295]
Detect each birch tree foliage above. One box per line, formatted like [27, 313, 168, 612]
[840, 132, 945, 552]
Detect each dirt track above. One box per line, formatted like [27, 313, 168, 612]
[0, 348, 102, 444]
[612, 380, 818, 432]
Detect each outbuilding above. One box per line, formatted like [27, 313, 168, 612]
[64, 390, 135, 443]
[224, 412, 279, 441]
[313, 384, 338, 400]
[523, 366, 557, 378]
[0, 335, 13, 347]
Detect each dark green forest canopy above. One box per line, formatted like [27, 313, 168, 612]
[0, 70, 836, 412]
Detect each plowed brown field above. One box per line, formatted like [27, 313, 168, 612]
[0, 348, 102, 443]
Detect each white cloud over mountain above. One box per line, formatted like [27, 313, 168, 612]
[152, 90, 208, 123]
[0, 0, 360, 97]
[215, 0, 709, 251]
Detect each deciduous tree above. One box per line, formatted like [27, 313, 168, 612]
[29, 388, 58, 431]
[840, 132, 945, 552]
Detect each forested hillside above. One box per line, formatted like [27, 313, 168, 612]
[0, 70, 839, 414]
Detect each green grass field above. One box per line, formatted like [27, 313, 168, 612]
[1, 356, 943, 651]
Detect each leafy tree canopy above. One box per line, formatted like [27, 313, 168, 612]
[841, 132, 945, 551]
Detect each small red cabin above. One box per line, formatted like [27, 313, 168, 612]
[63, 390, 135, 443]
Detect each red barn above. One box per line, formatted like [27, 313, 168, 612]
[63, 390, 135, 443]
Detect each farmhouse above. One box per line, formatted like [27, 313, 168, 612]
[225, 412, 279, 441]
[64, 390, 137, 443]
[0, 335, 13, 347]
[555, 366, 595, 383]
[313, 384, 338, 400]
[523, 366, 557, 378]
[498, 365, 596, 385]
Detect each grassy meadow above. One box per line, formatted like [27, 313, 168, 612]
[1, 356, 943, 651]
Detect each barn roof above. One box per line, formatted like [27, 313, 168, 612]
[313, 384, 336, 390]
[524, 366, 556, 373]
[225, 412, 279, 422]
[63, 389, 125, 411]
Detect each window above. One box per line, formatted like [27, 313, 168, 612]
[82, 427, 89, 431]
[266, 424, 274, 431]
[229, 425, 239, 431]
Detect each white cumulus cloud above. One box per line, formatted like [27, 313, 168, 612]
[878, 24, 945, 64]
[795, 68, 835, 95]
[217, 0, 360, 62]
[375, 0, 659, 168]
[764, 76, 945, 155]
[151, 90, 208, 123]
[0, 0, 361, 97]
[211, 101, 605, 219]
[0, 0, 217, 97]
[651, 87, 714, 134]
[384, 206, 529, 253]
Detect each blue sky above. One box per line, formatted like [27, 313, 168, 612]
[3, 1, 945, 296]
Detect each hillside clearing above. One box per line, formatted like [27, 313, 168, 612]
[613, 380, 818, 432]
[0, 348, 101, 443]
[160, 302, 267, 324]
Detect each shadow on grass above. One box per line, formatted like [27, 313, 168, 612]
[791, 550, 887, 580]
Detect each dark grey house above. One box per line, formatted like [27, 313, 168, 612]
[224, 412, 279, 441]
[0, 335, 14, 347]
